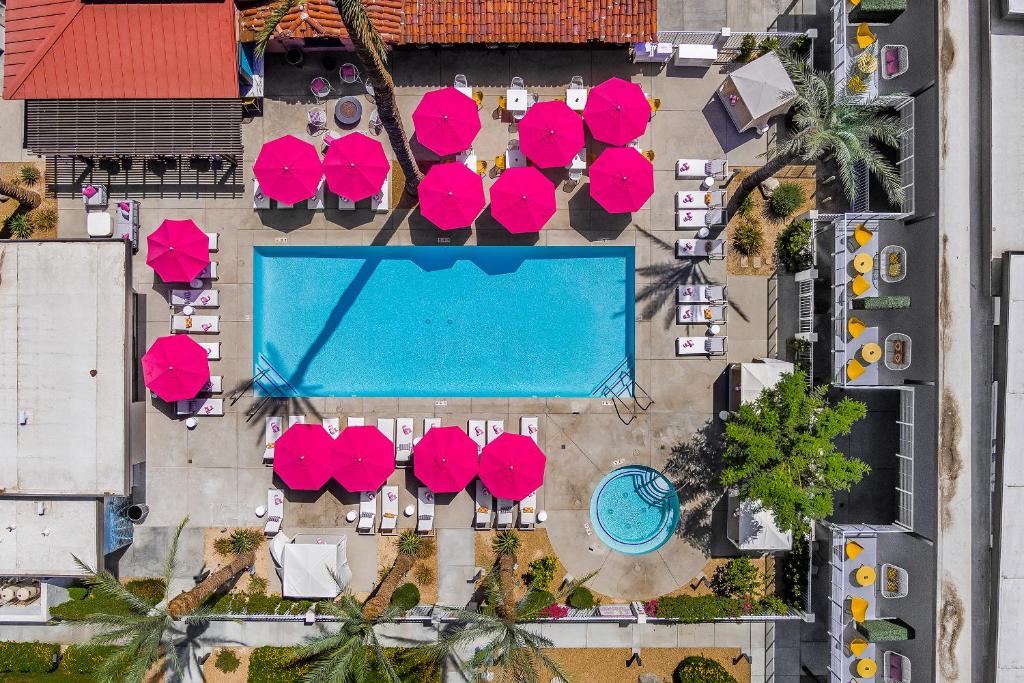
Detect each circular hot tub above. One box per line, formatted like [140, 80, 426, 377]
[589, 466, 680, 555]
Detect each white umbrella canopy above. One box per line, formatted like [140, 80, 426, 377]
[719, 52, 797, 132]
[727, 491, 793, 552]
[281, 536, 352, 599]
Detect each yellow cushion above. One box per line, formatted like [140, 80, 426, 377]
[856, 23, 876, 49]
[851, 275, 870, 297]
[847, 316, 866, 340]
[857, 658, 877, 677]
[854, 224, 873, 246]
[847, 359, 865, 381]
[849, 596, 868, 622]
[845, 540, 864, 560]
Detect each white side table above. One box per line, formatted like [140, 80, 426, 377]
[506, 88, 528, 113]
[697, 227, 710, 238]
[709, 324, 722, 335]
[346, 510, 357, 523]
[404, 505, 415, 517]
[702, 176, 716, 189]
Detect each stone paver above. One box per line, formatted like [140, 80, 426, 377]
[436, 529, 477, 607]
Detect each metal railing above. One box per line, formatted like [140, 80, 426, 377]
[895, 387, 915, 530]
[655, 30, 810, 64]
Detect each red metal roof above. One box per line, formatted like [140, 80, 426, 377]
[4, 0, 239, 100]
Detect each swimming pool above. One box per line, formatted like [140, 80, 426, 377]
[589, 466, 680, 555]
[253, 246, 634, 397]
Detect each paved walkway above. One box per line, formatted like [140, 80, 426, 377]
[436, 529, 477, 608]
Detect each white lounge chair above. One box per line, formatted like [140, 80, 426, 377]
[475, 480, 493, 529]
[675, 209, 726, 229]
[468, 420, 486, 453]
[496, 499, 514, 528]
[371, 171, 390, 213]
[381, 485, 399, 534]
[264, 489, 284, 535]
[171, 289, 219, 307]
[358, 491, 377, 534]
[269, 531, 290, 566]
[308, 178, 326, 210]
[677, 284, 727, 304]
[415, 417, 442, 448]
[176, 398, 223, 416]
[520, 416, 539, 443]
[254, 179, 271, 210]
[264, 416, 284, 462]
[113, 200, 140, 247]
[675, 158, 728, 179]
[395, 418, 414, 466]
[676, 336, 728, 356]
[347, 416, 364, 427]
[171, 314, 219, 334]
[676, 239, 725, 259]
[205, 232, 219, 252]
[676, 304, 727, 324]
[486, 420, 505, 443]
[322, 417, 340, 438]
[289, 415, 305, 427]
[377, 418, 396, 460]
[519, 490, 537, 529]
[417, 487, 435, 535]
[195, 261, 218, 280]
[336, 192, 355, 211]
[82, 183, 108, 207]
[200, 376, 223, 393]
[194, 343, 219, 361]
[675, 189, 726, 209]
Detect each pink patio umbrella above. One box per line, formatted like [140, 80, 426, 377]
[273, 424, 335, 491]
[479, 432, 546, 501]
[253, 134, 323, 204]
[331, 425, 396, 492]
[589, 146, 655, 214]
[146, 218, 210, 282]
[322, 132, 391, 201]
[519, 100, 585, 168]
[418, 162, 486, 230]
[489, 167, 557, 234]
[412, 87, 481, 156]
[413, 426, 479, 493]
[583, 77, 651, 146]
[141, 335, 210, 402]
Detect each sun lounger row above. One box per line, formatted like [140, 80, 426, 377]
[255, 175, 389, 213]
[475, 480, 538, 530]
[263, 415, 438, 464]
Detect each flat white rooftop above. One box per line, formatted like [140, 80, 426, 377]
[0, 498, 100, 576]
[0, 241, 129, 496]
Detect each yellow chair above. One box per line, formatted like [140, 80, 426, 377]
[649, 97, 661, 114]
[851, 275, 870, 297]
[849, 637, 868, 657]
[476, 159, 488, 176]
[497, 95, 507, 111]
[845, 540, 864, 560]
[847, 359, 866, 382]
[493, 155, 506, 173]
[849, 0, 861, 5]
[473, 90, 485, 107]
[847, 316, 866, 340]
[848, 596, 868, 623]
[856, 23, 876, 49]
[643, 149, 656, 163]
[854, 223, 873, 247]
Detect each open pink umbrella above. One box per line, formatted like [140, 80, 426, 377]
[331, 425, 396, 492]
[489, 167, 556, 234]
[141, 335, 210, 401]
[253, 134, 322, 204]
[413, 426, 479, 493]
[146, 219, 210, 282]
[583, 77, 651, 146]
[322, 132, 390, 201]
[519, 101, 585, 168]
[419, 162, 485, 230]
[479, 433, 546, 501]
[273, 424, 335, 490]
[412, 87, 481, 156]
[589, 147, 654, 213]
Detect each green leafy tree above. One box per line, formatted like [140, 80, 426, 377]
[712, 557, 763, 599]
[720, 370, 869, 535]
[726, 52, 905, 217]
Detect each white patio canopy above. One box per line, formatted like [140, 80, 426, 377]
[717, 52, 797, 134]
[727, 490, 793, 552]
[281, 537, 352, 599]
[729, 359, 795, 410]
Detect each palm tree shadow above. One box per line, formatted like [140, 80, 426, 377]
[663, 420, 727, 556]
[634, 227, 708, 330]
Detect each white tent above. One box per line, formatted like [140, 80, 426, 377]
[727, 490, 793, 552]
[281, 536, 352, 599]
[717, 52, 797, 134]
[729, 359, 796, 410]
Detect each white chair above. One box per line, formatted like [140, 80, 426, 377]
[308, 178, 326, 210]
[264, 489, 284, 535]
[205, 232, 219, 251]
[676, 336, 728, 356]
[519, 490, 537, 529]
[454, 73, 469, 88]
[676, 304, 727, 324]
[347, 416, 364, 427]
[198, 342, 221, 360]
[675, 209, 726, 229]
[381, 486, 399, 534]
[81, 184, 108, 207]
[496, 499, 514, 528]
[468, 420, 486, 453]
[511, 76, 525, 89]
[336, 191, 356, 211]
[417, 487, 435, 535]
[200, 376, 223, 393]
[676, 239, 726, 259]
[195, 261, 219, 280]
[675, 158, 728, 179]
[486, 420, 505, 443]
[253, 179, 270, 210]
[569, 75, 584, 89]
[264, 416, 283, 462]
[176, 398, 223, 416]
[396, 418, 414, 466]
[677, 284, 727, 304]
[171, 315, 220, 334]
[371, 171, 390, 213]
[520, 416, 539, 443]
[377, 418, 396, 459]
[171, 289, 218, 307]
[322, 417, 340, 439]
[358, 491, 377, 534]
[475, 480, 493, 529]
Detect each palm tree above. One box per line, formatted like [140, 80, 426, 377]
[253, 0, 301, 57]
[166, 547, 255, 618]
[0, 178, 41, 210]
[363, 530, 421, 619]
[726, 53, 905, 217]
[288, 594, 404, 682]
[334, 0, 423, 194]
[68, 518, 211, 683]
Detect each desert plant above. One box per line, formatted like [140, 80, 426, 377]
[491, 530, 521, 557]
[247, 575, 268, 596]
[397, 529, 423, 556]
[7, 213, 34, 239]
[713, 557, 763, 599]
[123, 578, 167, 605]
[567, 586, 595, 609]
[390, 583, 420, 611]
[737, 34, 758, 63]
[768, 181, 806, 218]
[526, 556, 558, 590]
[67, 586, 89, 601]
[759, 595, 789, 614]
[674, 656, 737, 683]
[29, 206, 57, 233]
[758, 36, 780, 56]
[19, 165, 40, 186]
[414, 564, 435, 586]
[737, 192, 755, 217]
[777, 218, 813, 272]
[213, 648, 240, 674]
[230, 528, 263, 555]
[364, 533, 420, 618]
[518, 589, 555, 619]
[732, 220, 764, 256]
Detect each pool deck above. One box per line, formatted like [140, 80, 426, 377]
[57, 47, 774, 599]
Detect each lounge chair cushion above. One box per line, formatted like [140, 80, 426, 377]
[82, 185, 98, 198]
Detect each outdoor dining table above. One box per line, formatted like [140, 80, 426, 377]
[566, 149, 587, 171]
[861, 342, 882, 364]
[506, 88, 528, 112]
[566, 88, 588, 111]
[506, 146, 528, 168]
[456, 149, 477, 170]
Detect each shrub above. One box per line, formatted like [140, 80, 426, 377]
[248, 575, 268, 596]
[0, 641, 59, 673]
[67, 586, 89, 601]
[779, 536, 809, 609]
[228, 528, 264, 555]
[759, 595, 789, 614]
[214, 648, 241, 674]
[737, 34, 758, 63]
[850, 0, 906, 23]
[768, 181, 806, 218]
[758, 36, 780, 56]
[737, 193, 755, 217]
[856, 617, 915, 642]
[61, 645, 116, 675]
[398, 530, 423, 556]
[732, 221, 764, 256]
[526, 556, 558, 590]
[414, 564, 435, 586]
[390, 583, 420, 611]
[492, 529, 521, 557]
[124, 578, 167, 605]
[655, 595, 744, 622]
[30, 206, 57, 233]
[713, 557, 763, 599]
[7, 213, 34, 239]
[519, 589, 555, 618]
[567, 586, 595, 609]
[852, 295, 911, 310]
[248, 646, 312, 683]
[213, 537, 234, 556]
[777, 219, 813, 272]
[245, 593, 280, 615]
[674, 656, 737, 683]
[538, 603, 569, 619]
[19, 166, 40, 186]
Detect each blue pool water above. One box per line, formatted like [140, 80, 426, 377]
[253, 246, 634, 397]
[590, 466, 680, 555]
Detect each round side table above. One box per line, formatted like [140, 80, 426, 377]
[855, 564, 877, 586]
[856, 658, 877, 678]
[861, 342, 882, 364]
[853, 253, 873, 274]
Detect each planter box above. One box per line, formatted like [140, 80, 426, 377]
[852, 295, 911, 310]
[850, 0, 907, 23]
[856, 617, 915, 642]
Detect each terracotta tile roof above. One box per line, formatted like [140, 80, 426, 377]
[237, 0, 654, 45]
[3, 0, 239, 100]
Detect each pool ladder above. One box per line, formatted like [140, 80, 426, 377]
[634, 471, 675, 506]
[599, 362, 654, 426]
